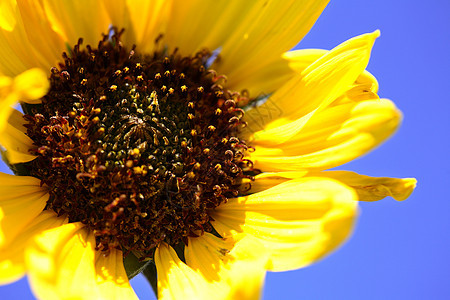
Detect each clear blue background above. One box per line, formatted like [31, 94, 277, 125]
[1, 0, 449, 299]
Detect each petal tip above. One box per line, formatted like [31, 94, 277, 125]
[372, 29, 381, 38]
[394, 178, 417, 201]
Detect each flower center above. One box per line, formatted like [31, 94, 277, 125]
[22, 30, 255, 257]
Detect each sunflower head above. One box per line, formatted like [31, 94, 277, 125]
[19, 29, 258, 258]
[0, 2, 416, 299]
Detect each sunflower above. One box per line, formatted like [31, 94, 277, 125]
[0, 1, 416, 299]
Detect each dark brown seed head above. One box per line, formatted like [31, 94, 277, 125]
[23, 29, 256, 258]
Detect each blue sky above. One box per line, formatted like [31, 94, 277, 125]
[1, 1, 449, 299]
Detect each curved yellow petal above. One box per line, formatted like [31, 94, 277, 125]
[166, 1, 328, 86]
[155, 242, 219, 300]
[210, 177, 358, 272]
[243, 171, 308, 194]
[11, 68, 49, 104]
[216, 0, 329, 85]
[0, 246, 23, 284]
[313, 171, 417, 201]
[95, 248, 138, 300]
[42, 0, 111, 47]
[249, 98, 401, 172]
[0, 108, 36, 164]
[0, 2, 39, 75]
[246, 31, 380, 145]
[0, 0, 16, 32]
[15, 0, 67, 70]
[0, 173, 47, 248]
[0, 1, 64, 75]
[238, 49, 327, 104]
[185, 233, 268, 300]
[224, 237, 268, 300]
[0, 210, 66, 285]
[103, 0, 171, 54]
[26, 222, 136, 300]
[0, 68, 48, 133]
[26, 223, 97, 300]
[165, 0, 246, 55]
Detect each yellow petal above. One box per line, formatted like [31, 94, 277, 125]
[42, 0, 111, 47]
[0, 173, 47, 248]
[0, 108, 36, 164]
[224, 237, 268, 300]
[238, 49, 327, 98]
[0, 210, 66, 285]
[26, 223, 96, 299]
[0, 246, 23, 284]
[103, 0, 171, 54]
[26, 222, 137, 300]
[0, 68, 48, 133]
[155, 242, 219, 300]
[0, 0, 16, 32]
[0, 2, 39, 75]
[249, 98, 401, 172]
[185, 233, 268, 300]
[166, 1, 328, 85]
[313, 171, 417, 201]
[216, 0, 329, 86]
[0, 1, 64, 75]
[246, 31, 380, 145]
[210, 177, 358, 271]
[12, 67, 49, 104]
[244, 171, 308, 194]
[165, 0, 245, 56]
[15, 0, 67, 70]
[95, 248, 138, 300]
